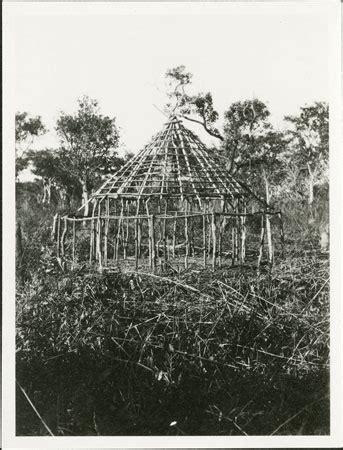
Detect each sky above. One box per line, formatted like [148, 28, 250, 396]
[12, 3, 329, 160]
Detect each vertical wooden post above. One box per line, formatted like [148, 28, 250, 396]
[123, 201, 129, 260]
[56, 215, 61, 258]
[61, 217, 68, 257]
[116, 200, 124, 261]
[211, 212, 217, 270]
[150, 214, 156, 270]
[103, 197, 109, 266]
[218, 216, 226, 268]
[134, 200, 140, 270]
[184, 201, 189, 269]
[257, 214, 265, 268]
[189, 201, 194, 257]
[52, 214, 58, 239]
[72, 219, 76, 267]
[163, 200, 168, 268]
[89, 202, 97, 264]
[156, 203, 162, 269]
[138, 216, 142, 259]
[172, 211, 177, 258]
[202, 213, 207, 267]
[231, 218, 237, 266]
[207, 211, 212, 258]
[96, 202, 103, 270]
[240, 204, 247, 264]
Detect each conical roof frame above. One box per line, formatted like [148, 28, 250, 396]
[93, 115, 263, 204]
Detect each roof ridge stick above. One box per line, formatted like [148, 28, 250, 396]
[138, 120, 174, 198]
[176, 121, 202, 208]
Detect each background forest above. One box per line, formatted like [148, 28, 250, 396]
[16, 67, 330, 436]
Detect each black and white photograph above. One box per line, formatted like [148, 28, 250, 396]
[2, 0, 342, 447]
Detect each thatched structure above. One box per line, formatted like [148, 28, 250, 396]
[54, 115, 283, 271]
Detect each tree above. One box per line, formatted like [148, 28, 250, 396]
[284, 102, 329, 207]
[15, 112, 47, 178]
[26, 149, 79, 206]
[222, 99, 290, 206]
[56, 96, 120, 215]
[165, 66, 223, 141]
[164, 68, 290, 204]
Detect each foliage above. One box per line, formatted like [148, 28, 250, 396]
[56, 96, 121, 214]
[222, 100, 289, 204]
[284, 102, 329, 206]
[15, 112, 47, 178]
[165, 66, 222, 140]
[16, 112, 47, 147]
[56, 96, 120, 189]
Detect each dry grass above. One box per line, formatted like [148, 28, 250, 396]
[16, 253, 329, 436]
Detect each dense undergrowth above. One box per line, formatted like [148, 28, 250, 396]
[16, 253, 329, 436]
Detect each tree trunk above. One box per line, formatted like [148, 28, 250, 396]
[262, 169, 273, 266]
[263, 168, 270, 205]
[307, 163, 315, 223]
[41, 178, 52, 204]
[16, 222, 24, 286]
[81, 179, 89, 216]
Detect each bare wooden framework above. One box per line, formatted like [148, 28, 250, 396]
[55, 115, 281, 272]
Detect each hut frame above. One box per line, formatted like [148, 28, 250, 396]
[54, 116, 284, 272]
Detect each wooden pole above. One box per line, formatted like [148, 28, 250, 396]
[145, 201, 152, 267]
[207, 208, 212, 258]
[184, 201, 189, 269]
[189, 201, 195, 257]
[112, 201, 117, 261]
[203, 213, 207, 267]
[72, 219, 76, 267]
[115, 200, 124, 261]
[150, 214, 156, 270]
[156, 203, 162, 269]
[137, 216, 142, 259]
[61, 217, 68, 257]
[218, 216, 226, 268]
[257, 214, 265, 268]
[134, 200, 140, 270]
[89, 201, 97, 264]
[211, 212, 217, 270]
[172, 211, 177, 258]
[240, 203, 247, 264]
[163, 200, 168, 268]
[103, 197, 109, 266]
[123, 201, 129, 260]
[96, 202, 103, 270]
[51, 214, 58, 239]
[56, 215, 61, 258]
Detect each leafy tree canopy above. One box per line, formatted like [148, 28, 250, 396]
[16, 112, 47, 150]
[165, 66, 222, 141]
[56, 96, 120, 185]
[285, 102, 329, 168]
